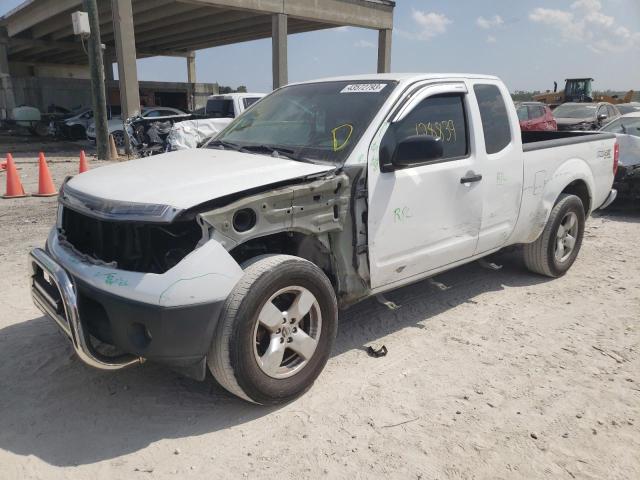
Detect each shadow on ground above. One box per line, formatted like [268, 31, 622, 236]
[0, 248, 554, 467]
[593, 198, 640, 223]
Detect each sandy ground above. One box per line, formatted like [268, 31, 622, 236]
[0, 152, 639, 480]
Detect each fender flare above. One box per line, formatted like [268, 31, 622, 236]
[527, 158, 594, 243]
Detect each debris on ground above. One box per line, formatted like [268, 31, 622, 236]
[428, 278, 450, 291]
[375, 294, 400, 310]
[478, 258, 503, 270]
[366, 344, 388, 358]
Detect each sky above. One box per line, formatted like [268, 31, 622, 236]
[1, 0, 639, 93]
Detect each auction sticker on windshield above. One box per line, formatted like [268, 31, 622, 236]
[341, 83, 388, 93]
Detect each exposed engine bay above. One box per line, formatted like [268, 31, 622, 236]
[60, 207, 202, 273]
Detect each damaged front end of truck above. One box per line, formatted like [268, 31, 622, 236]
[195, 166, 371, 307]
[31, 165, 370, 380]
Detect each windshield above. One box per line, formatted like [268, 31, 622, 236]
[208, 80, 397, 165]
[565, 80, 592, 98]
[553, 104, 597, 119]
[601, 117, 640, 136]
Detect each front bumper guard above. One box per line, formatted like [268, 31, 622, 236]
[30, 247, 144, 370]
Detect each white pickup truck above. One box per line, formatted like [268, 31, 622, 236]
[204, 92, 266, 119]
[30, 74, 618, 404]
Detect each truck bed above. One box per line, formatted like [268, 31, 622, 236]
[522, 130, 616, 152]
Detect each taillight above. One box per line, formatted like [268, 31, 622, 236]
[613, 142, 619, 176]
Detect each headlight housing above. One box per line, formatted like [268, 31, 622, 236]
[60, 183, 180, 223]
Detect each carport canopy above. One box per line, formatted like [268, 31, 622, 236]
[0, 0, 395, 119]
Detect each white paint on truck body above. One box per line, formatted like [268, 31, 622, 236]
[52, 73, 616, 309]
[344, 73, 616, 290]
[65, 148, 334, 210]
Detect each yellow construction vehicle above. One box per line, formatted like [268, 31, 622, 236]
[593, 90, 635, 104]
[534, 78, 634, 108]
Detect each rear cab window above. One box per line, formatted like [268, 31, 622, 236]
[206, 98, 235, 118]
[474, 84, 512, 154]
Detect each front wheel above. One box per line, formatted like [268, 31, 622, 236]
[523, 193, 585, 277]
[208, 255, 338, 404]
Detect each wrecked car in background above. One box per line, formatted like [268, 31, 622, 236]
[601, 112, 640, 200]
[54, 105, 122, 140]
[165, 92, 266, 151]
[30, 74, 618, 404]
[554, 102, 621, 131]
[87, 106, 189, 152]
[167, 118, 234, 151]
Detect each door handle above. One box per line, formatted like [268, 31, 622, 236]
[460, 174, 482, 184]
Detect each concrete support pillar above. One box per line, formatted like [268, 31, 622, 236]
[112, 0, 140, 121]
[377, 28, 392, 73]
[187, 51, 196, 84]
[0, 27, 16, 119]
[104, 53, 115, 82]
[186, 51, 196, 111]
[272, 13, 288, 90]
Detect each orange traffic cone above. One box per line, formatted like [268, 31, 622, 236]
[79, 150, 89, 173]
[0, 159, 6, 170]
[33, 152, 57, 197]
[2, 153, 28, 199]
[109, 134, 119, 160]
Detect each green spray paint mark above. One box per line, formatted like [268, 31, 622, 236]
[94, 272, 129, 287]
[393, 207, 412, 222]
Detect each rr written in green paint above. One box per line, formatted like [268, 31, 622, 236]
[393, 207, 412, 222]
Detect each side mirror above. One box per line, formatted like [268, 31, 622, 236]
[598, 113, 608, 122]
[392, 135, 443, 169]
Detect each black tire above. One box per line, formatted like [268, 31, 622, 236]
[34, 121, 50, 137]
[523, 194, 585, 277]
[208, 255, 337, 404]
[70, 124, 86, 140]
[112, 130, 125, 148]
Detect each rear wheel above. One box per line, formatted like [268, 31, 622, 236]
[523, 194, 585, 277]
[208, 255, 337, 404]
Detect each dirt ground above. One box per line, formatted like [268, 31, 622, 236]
[0, 152, 638, 480]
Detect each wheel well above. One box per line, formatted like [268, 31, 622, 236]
[561, 180, 591, 214]
[228, 233, 336, 287]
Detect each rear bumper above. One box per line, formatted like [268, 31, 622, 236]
[30, 247, 224, 378]
[598, 188, 617, 210]
[613, 165, 640, 200]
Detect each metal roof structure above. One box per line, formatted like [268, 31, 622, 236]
[1, 0, 395, 64]
[0, 0, 395, 130]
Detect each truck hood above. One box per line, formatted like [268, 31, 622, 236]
[65, 148, 334, 211]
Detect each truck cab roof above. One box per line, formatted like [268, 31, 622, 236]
[291, 73, 500, 87]
[207, 93, 265, 99]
